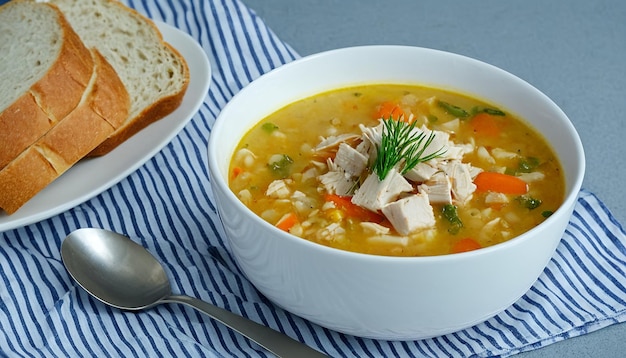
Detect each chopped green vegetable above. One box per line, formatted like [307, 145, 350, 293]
[518, 157, 541, 173]
[517, 195, 543, 210]
[504, 167, 517, 176]
[471, 106, 506, 116]
[542, 210, 554, 218]
[268, 154, 293, 178]
[442, 204, 463, 234]
[437, 101, 469, 118]
[374, 118, 446, 180]
[261, 122, 279, 133]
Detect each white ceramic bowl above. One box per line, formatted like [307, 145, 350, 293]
[207, 46, 585, 340]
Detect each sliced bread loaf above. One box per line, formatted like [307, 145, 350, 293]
[0, 0, 94, 170]
[50, 0, 190, 156]
[0, 49, 130, 214]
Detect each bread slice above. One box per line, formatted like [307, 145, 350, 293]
[0, 0, 94, 170]
[0, 49, 130, 214]
[49, 0, 190, 156]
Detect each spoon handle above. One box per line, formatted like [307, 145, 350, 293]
[162, 295, 327, 357]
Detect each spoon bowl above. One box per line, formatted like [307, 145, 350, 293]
[62, 228, 171, 310]
[61, 228, 326, 358]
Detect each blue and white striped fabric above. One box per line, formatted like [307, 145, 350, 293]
[1, 0, 625, 357]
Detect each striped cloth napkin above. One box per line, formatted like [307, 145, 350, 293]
[1, 0, 625, 357]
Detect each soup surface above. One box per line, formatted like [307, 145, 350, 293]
[229, 84, 564, 256]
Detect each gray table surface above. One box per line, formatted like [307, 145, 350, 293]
[243, 0, 626, 356]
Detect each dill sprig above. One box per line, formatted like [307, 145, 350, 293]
[374, 118, 446, 180]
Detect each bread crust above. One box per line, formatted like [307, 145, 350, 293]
[0, 50, 129, 214]
[48, 0, 190, 157]
[88, 41, 190, 156]
[0, 1, 94, 170]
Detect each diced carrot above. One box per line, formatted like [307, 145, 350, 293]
[231, 166, 243, 179]
[474, 172, 528, 195]
[276, 212, 299, 232]
[375, 101, 405, 121]
[451, 237, 482, 254]
[471, 113, 501, 137]
[325, 194, 385, 223]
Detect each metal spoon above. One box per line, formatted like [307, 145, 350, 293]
[61, 228, 326, 357]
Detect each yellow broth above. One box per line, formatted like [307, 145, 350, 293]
[228, 84, 564, 256]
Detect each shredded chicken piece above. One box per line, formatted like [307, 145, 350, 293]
[421, 172, 453, 205]
[477, 146, 495, 165]
[360, 222, 391, 235]
[351, 169, 412, 212]
[367, 234, 409, 246]
[491, 148, 519, 160]
[359, 121, 384, 148]
[335, 142, 368, 177]
[382, 192, 435, 235]
[440, 161, 476, 204]
[518, 172, 546, 182]
[485, 192, 509, 205]
[439, 118, 460, 132]
[316, 223, 346, 241]
[404, 162, 438, 182]
[266, 179, 292, 199]
[318, 159, 356, 196]
[314, 133, 359, 151]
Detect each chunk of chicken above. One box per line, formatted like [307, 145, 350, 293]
[419, 125, 450, 159]
[266, 179, 292, 199]
[382, 192, 436, 235]
[491, 148, 519, 160]
[485, 192, 509, 205]
[404, 162, 438, 182]
[517, 172, 546, 183]
[351, 169, 413, 212]
[316, 222, 346, 241]
[360, 222, 391, 235]
[318, 158, 356, 196]
[314, 133, 360, 151]
[440, 161, 476, 204]
[360, 120, 383, 144]
[420, 172, 453, 205]
[335, 142, 368, 177]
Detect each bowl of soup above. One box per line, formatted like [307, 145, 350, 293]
[207, 46, 585, 340]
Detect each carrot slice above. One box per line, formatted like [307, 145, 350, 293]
[451, 237, 482, 254]
[375, 101, 405, 121]
[276, 212, 299, 232]
[231, 166, 243, 179]
[470, 113, 502, 137]
[474, 172, 528, 195]
[325, 194, 385, 223]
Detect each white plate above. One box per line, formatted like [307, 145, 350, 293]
[0, 22, 211, 232]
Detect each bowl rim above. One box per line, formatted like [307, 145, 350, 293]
[207, 45, 586, 263]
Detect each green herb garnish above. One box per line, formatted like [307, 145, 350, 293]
[542, 210, 554, 218]
[374, 118, 446, 180]
[442, 204, 463, 234]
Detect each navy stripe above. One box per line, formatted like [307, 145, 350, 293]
[502, 308, 542, 340]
